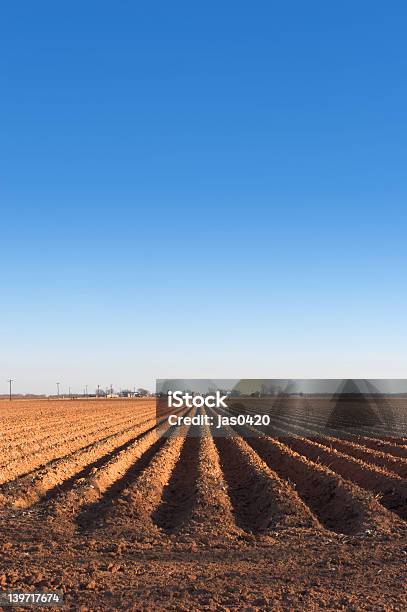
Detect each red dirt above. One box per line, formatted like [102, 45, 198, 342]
[0, 398, 406, 611]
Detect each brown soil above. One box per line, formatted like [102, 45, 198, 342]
[0, 398, 406, 611]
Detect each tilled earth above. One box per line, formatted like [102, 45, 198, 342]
[0, 398, 406, 610]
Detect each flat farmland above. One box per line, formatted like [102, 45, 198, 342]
[0, 398, 406, 611]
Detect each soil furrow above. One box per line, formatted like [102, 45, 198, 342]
[0, 407, 155, 458]
[246, 434, 402, 535]
[281, 436, 407, 521]
[0, 411, 156, 479]
[45, 408, 191, 530]
[98, 433, 187, 537]
[257, 416, 407, 478]
[152, 435, 201, 532]
[214, 434, 319, 534]
[177, 421, 241, 542]
[214, 407, 401, 536]
[0, 413, 171, 508]
[0, 400, 153, 447]
[228, 402, 407, 459]
[208, 410, 319, 534]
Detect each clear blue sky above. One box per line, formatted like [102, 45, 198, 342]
[1, 1, 406, 394]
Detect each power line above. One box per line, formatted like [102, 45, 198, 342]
[7, 379, 14, 401]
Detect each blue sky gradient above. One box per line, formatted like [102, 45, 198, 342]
[1, 1, 407, 393]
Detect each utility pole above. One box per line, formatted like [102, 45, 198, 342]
[97, 384, 100, 397]
[85, 385, 88, 397]
[7, 379, 13, 401]
[110, 384, 113, 396]
[56, 382, 60, 398]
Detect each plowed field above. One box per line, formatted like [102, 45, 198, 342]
[0, 398, 406, 610]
